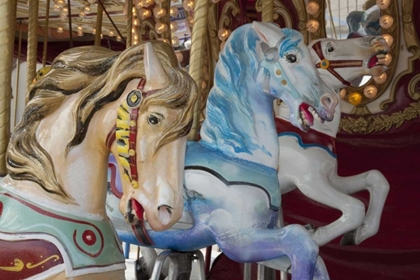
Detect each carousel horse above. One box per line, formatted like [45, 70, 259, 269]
[0, 41, 198, 279]
[275, 35, 390, 246]
[347, 5, 381, 37]
[107, 22, 338, 280]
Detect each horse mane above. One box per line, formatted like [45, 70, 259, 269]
[7, 41, 197, 202]
[200, 24, 261, 154]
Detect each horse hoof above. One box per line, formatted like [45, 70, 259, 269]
[340, 230, 357, 246]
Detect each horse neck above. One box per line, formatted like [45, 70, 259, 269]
[32, 94, 112, 217]
[201, 87, 279, 169]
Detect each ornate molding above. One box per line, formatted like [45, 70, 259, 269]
[140, 19, 158, 40]
[292, 0, 309, 44]
[339, 101, 420, 134]
[219, 1, 240, 30]
[273, 1, 293, 27]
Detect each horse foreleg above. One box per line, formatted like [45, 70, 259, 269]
[209, 221, 327, 280]
[329, 169, 390, 245]
[294, 169, 366, 246]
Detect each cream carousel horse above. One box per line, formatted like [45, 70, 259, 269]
[108, 22, 338, 280]
[0, 41, 198, 279]
[276, 35, 390, 246]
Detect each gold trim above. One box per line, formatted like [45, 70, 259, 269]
[0, 259, 24, 272]
[339, 100, 420, 134]
[408, 74, 420, 100]
[261, 0, 274, 22]
[140, 19, 159, 40]
[219, 1, 240, 30]
[292, 0, 309, 44]
[26, 255, 60, 269]
[273, 1, 292, 27]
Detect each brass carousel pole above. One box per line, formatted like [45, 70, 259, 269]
[43, 0, 51, 66]
[14, 21, 23, 127]
[187, 0, 209, 141]
[95, 1, 104, 46]
[126, 0, 133, 48]
[26, 0, 39, 98]
[261, 0, 274, 22]
[0, 0, 17, 175]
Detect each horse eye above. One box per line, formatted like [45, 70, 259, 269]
[147, 115, 160, 125]
[285, 54, 297, 63]
[327, 46, 335, 52]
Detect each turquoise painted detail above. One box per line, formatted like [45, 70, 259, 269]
[278, 132, 337, 158]
[186, 141, 280, 210]
[0, 186, 124, 270]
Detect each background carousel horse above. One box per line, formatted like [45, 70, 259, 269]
[0, 41, 198, 279]
[347, 4, 381, 38]
[108, 22, 338, 280]
[275, 35, 390, 246]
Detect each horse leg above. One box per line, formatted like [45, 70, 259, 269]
[294, 170, 366, 246]
[208, 220, 328, 280]
[329, 169, 390, 245]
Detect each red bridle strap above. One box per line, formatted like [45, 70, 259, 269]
[312, 41, 364, 87]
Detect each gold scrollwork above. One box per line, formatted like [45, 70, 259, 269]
[408, 74, 420, 100]
[0, 255, 60, 272]
[292, 0, 309, 44]
[140, 19, 159, 40]
[339, 101, 420, 134]
[219, 1, 240, 30]
[273, 1, 293, 28]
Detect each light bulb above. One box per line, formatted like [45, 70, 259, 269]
[348, 92, 363, 106]
[380, 15, 393, 29]
[170, 7, 179, 18]
[170, 22, 179, 32]
[172, 36, 180, 47]
[218, 28, 230, 41]
[155, 22, 168, 34]
[306, 2, 319, 15]
[373, 72, 387, 84]
[376, 0, 391, 9]
[57, 27, 64, 33]
[306, 20, 320, 33]
[382, 34, 393, 47]
[364, 85, 378, 98]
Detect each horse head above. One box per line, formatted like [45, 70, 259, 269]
[252, 22, 338, 132]
[309, 35, 389, 89]
[112, 43, 197, 231]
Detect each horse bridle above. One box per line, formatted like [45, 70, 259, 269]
[311, 41, 364, 86]
[106, 77, 160, 189]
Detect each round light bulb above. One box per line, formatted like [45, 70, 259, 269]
[306, 20, 320, 33]
[373, 72, 387, 84]
[187, 16, 194, 25]
[348, 92, 363, 106]
[139, 8, 152, 20]
[155, 22, 168, 34]
[109, 30, 115, 36]
[116, 36, 122, 42]
[53, 4, 60, 11]
[92, 28, 96, 35]
[364, 85, 378, 98]
[79, 11, 86, 18]
[77, 30, 84, 37]
[218, 28, 230, 41]
[382, 34, 394, 47]
[175, 52, 183, 63]
[84, 6, 91, 13]
[153, 7, 167, 19]
[183, 0, 195, 12]
[143, 0, 154, 7]
[376, 0, 391, 9]
[380, 15, 393, 29]
[306, 2, 320, 15]
[57, 27, 64, 33]
[170, 22, 179, 32]
[170, 7, 179, 18]
[172, 36, 180, 47]
[339, 88, 346, 99]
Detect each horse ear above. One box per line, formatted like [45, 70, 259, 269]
[252, 22, 285, 46]
[144, 42, 169, 90]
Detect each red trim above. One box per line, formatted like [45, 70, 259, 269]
[312, 41, 363, 87]
[1, 193, 105, 258]
[276, 117, 336, 155]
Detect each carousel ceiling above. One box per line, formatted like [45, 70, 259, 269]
[16, 0, 129, 41]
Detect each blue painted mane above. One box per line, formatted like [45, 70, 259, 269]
[200, 24, 302, 157]
[200, 24, 260, 155]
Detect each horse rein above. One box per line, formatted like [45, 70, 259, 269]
[105, 78, 160, 189]
[311, 41, 363, 87]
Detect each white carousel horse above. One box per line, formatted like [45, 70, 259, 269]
[0, 41, 198, 279]
[108, 22, 338, 280]
[276, 35, 390, 246]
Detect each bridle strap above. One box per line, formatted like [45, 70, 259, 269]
[312, 41, 364, 87]
[106, 78, 157, 150]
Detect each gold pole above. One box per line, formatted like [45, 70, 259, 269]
[126, 0, 133, 48]
[0, 0, 17, 175]
[26, 0, 39, 97]
[14, 21, 23, 127]
[261, 0, 274, 22]
[67, 0, 73, 48]
[95, 1, 104, 46]
[42, 0, 51, 66]
[187, 0, 209, 141]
